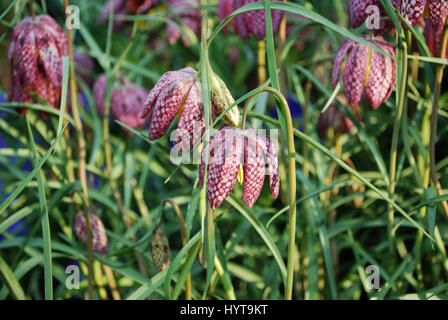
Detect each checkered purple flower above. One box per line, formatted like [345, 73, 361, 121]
[199, 126, 279, 209]
[74, 212, 109, 254]
[8, 15, 67, 114]
[332, 36, 396, 111]
[141, 67, 239, 152]
[217, 0, 283, 41]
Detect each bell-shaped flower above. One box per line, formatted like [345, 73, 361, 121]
[74, 212, 109, 254]
[8, 15, 67, 114]
[199, 126, 279, 209]
[140, 67, 239, 152]
[111, 82, 149, 135]
[332, 36, 396, 111]
[217, 0, 283, 41]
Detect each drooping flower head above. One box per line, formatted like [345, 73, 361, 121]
[332, 36, 396, 112]
[349, 0, 430, 33]
[199, 125, 279, 209]
[140, 67, 239, 152]
[93, 73, 149, 134]
[8, 15, 68, 114]
[424, 1, 448, 56]
[167, 0, 202, 46]
[111, 83, 149, 135]
[74, 212, 109, 254]
[318, 96, 354, 138]
[217, 0, 284, 41]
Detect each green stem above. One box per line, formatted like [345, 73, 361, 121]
[64, 0, 94, 300]
[161, 198, 191, 300]
[387, 40, 408, 259]
[242, 87, 296, 300]
[429, 27, 448, 219]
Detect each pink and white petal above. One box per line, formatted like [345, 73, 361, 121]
[175, 82, 203, 152]
[13, 25, 39, 85]
[36, 30, 63, 86]
[207, 130, 244, 209]
[242, 136, 265, 208]
[366, 50, 389, 109]
[149, 79, 194, 140]
[332, 39, 356, 89]
[343, 44, 369, 108]
[400, 0, 426, 26]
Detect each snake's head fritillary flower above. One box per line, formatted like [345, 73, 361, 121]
[167, 0, 201, 47]
[424, 1, 448, 56]
[217, 0, 284, 41]
[332, 36, 396, 112]
[424, 18, 448, 57]
[218, 0, 239, 33]
[318, 97, 354, 138]
[151, 225, 171, 271]
[93, 74, 108, 117]
[349, 0, 428, 32]
[111, 83, 149, 136]
[141, 67, 239, 152]
[74, 212, 109, 254]
[8, 15, 67, 114]
[199, 126, 279, 209]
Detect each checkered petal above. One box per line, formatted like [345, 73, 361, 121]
[400, 0, 426, 26]
[366, 43, 395, 109]
[149, 79, 194, 140]
[242, 132, 266, 208]
[428, 0, 448, 32]
[74, 212, 109, 254]
[207, 129, 244, 209]
[174, 81, 204, 151]
[332, 39, 356, 88]
[141, 67, 197, 119]
[343, 44, 369, 108]
[93, 74, 107, 117]
[261, 135, 279, 199]
[111, 83, 149, 135]
[218, 0, 238, 31]
[12, 21, 38, 85]
[36, 29, 63, 86]
[349, 0, 379, 28]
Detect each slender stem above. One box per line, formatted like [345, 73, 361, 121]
[103, 265, 121, 300]
[242, 87, 296, 300]
[28, 0, 36, 20]
[161, 198, 191, 300]
[429, 27, 448, 219]
[387, 41, 408, 259]
[63, 0, 94, 300]
[257, 40, 266, 85]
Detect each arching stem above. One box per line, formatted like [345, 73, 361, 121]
[161, 198, 191, 300]
[63, 0, 94, 300]
[429, 27, 448, 219]
[242, 87, 296, 300]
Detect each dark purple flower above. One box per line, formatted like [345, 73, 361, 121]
[8, 15, 68, 114]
